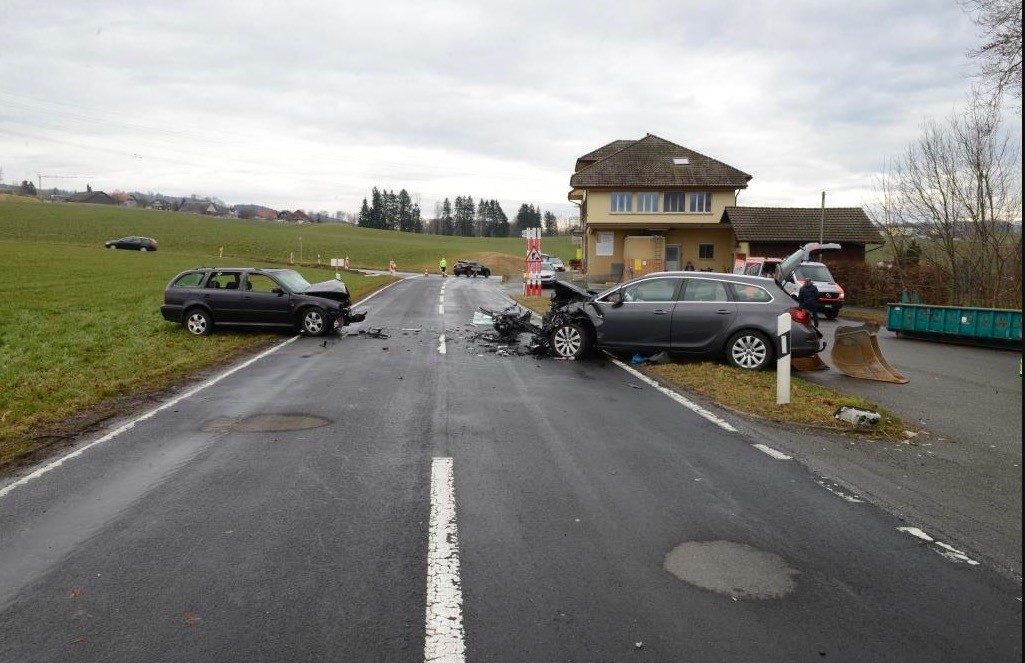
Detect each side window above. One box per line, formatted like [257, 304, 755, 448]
[743, 262, 761, 276]
[681, 279, 729, 302]
[208, 271, 242, 289]
[611, 192, 632, 213]
[246, 273, 279, 293]
[729, 282, 773, 303]
[622, 277, 678, 302]
[172, 272, 205, 288]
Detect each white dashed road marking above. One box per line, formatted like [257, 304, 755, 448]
[898, 527, 980, 565]
[438, 335, 447, 355]
[425, 457, 465, 662]
[752, 443, 792, 460]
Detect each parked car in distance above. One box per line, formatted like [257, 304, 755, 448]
[542, 270, 822, 369]
[735, 243, 845, 319]
[792, 261, 845, 319]
[525, 260, 557, 286]
[542, 254, 566, 272]
[105, 236, 157, 251]
[453, 260, 491, 277]
[160, 267, 367, 336]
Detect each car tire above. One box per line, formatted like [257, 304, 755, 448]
[139, 247, 148, 252]
[482, 270, 490, 278]
[726, 330, 773, 370]
[549, 322, 591, 359]
[107, 245, 116, 249]
[825, 311, 839, 320]
[300, 307, 328, 336]
[184, 308, 213, 336]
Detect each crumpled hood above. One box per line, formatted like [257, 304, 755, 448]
[550, 279, 594, 307]
[303, 279, 352, 304]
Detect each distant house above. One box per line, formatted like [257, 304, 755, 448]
[176, 200, 229, 216]
[277, 210, 311, 224]
[67, 191, 117, 205]
[148, 198, 169, 211]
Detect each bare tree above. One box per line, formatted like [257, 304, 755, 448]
[962, 0, 1022, 107]
[880, 101, 1021, 307]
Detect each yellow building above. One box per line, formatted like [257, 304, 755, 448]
[569, 133, 752, 280]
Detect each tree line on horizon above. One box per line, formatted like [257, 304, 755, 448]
[357, 187, 563, 237]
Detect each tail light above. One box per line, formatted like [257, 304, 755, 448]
[837, 284, 845, 300]
[788, 307, 810, 325]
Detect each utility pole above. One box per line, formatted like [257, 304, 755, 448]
[819, 191, 826, 245]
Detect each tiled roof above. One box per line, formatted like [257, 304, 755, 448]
[570, 134, 752, 189]
[575, 140, 636, 166]
[724, 207, 884, 244]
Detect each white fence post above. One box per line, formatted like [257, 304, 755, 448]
[776, 312, 791, 405]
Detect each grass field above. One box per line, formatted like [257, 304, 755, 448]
[1, 199, 569, 467]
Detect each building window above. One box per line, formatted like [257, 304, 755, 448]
[689, 192, 712, 213]
[611, 192, 632, 213]
[637, 192, 658, 213]
[698, 244, 714, 259]
[664, 192, 686, 212]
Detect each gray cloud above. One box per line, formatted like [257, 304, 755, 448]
[1, 0, 1013, 217]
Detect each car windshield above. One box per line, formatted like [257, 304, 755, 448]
[795, 264, 834, 282]
[273, 269, 312, 292]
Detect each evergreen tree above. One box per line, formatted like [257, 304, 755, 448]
[357, 198, 372, 227]
[441, 198, 454, 236]
[370, 187, 384, 229]
[543, 211, 558, 236]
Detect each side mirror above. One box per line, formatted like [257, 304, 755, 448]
[608, 290, 624, 307]
[272, 287, 284, 296]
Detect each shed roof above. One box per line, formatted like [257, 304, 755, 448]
[724, 207, 883, 244]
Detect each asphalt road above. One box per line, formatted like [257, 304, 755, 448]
[0, 276, 1020, 662]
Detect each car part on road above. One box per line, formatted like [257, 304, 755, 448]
[830, 322, 909, 383]
[834, 406, 881, 426]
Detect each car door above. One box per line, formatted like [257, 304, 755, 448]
[670, 277, 738, 353]
[200, 270, 245, 322]
[593, 276, 681, 350]
[241, 272, 293, 326]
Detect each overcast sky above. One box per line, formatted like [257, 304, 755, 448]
[0, 0, 1013, 219]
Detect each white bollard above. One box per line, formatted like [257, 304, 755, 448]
[776, 312, 791, 405]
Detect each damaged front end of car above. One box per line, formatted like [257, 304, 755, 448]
[478, 280, 599, 358]
[304, 279, 368, 325]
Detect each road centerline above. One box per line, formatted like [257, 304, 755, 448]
[425, 457, 465, 662]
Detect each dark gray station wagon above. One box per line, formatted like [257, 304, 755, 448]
[161, 267, 366, 336]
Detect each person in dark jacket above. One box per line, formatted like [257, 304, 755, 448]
[798, 280, 820, 327]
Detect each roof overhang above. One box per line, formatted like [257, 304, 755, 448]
[584, 221, 729, 231]
[567, 188, 584, 201]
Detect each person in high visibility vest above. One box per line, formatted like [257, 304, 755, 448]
[439, 257, 447, 277]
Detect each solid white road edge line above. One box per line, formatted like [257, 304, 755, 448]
[897, 527, 980, 566]
[425, 457, 466, 662]
[609, 358, 738, 432]
[752, 443, 792, 460]
[0, 284, 400, 501]
[0, 336, 299, 500]
[438, 335, 447, 355]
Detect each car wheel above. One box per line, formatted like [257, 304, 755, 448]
[300, 307, 328, 336]
[825, 311, 839, 320]
[139, 247, 148, 252]
[549, 322, 591, 359]
[107, 245, 116, 249]
[726, 330, 773, 370]
[184, 308, 212, 336]
[483, 270, 490, 278]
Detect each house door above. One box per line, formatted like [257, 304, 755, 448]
[665, 244, 681, 271]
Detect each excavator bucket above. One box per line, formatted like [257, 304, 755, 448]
[792, 354, 829, 371]
[831, 322, 909, 383]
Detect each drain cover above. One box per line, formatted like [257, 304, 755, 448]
[202, 414, 330, 433]
[664, 540, 798, 599]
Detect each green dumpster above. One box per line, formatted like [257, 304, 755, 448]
[886, 303, 1022, 349]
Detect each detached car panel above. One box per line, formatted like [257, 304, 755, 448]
[161, 267, 366, 336]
